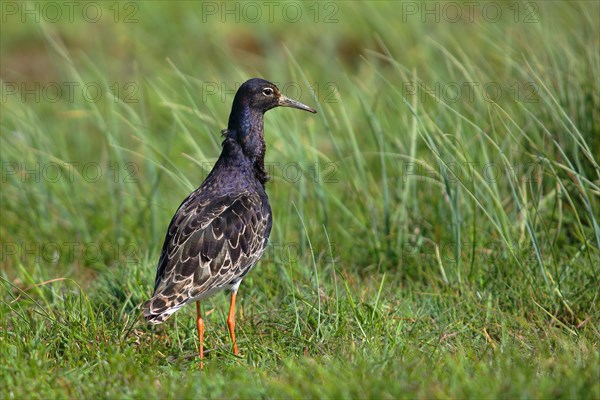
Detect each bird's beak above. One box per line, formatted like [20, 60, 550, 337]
[278, 95, 317, 113]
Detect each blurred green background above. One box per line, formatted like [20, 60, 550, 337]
[1, 1, 599, 398]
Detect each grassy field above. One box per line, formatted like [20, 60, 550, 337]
[1, 1, 599, 398]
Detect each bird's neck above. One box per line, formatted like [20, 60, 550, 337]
[227, 104, 268, 185]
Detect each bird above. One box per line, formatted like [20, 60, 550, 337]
[143, 78, 316, 368]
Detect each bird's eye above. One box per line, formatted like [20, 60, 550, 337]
[262, 88, 274, 96]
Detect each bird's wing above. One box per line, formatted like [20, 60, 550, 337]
[143, 190, 271, 319]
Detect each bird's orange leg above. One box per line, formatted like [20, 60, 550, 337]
[227, 291, 239, 355]
[196, 301, 204, 370]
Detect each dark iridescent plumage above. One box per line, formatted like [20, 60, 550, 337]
[142, 78, 316, 365]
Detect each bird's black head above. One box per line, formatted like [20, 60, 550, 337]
[229, 78, 316, 125]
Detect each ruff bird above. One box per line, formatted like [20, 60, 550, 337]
[143, 78, 316, 368]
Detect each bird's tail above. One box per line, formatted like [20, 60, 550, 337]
[142, 297, 179, 325]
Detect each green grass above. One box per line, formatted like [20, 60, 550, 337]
[1, 1, 599, 398]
